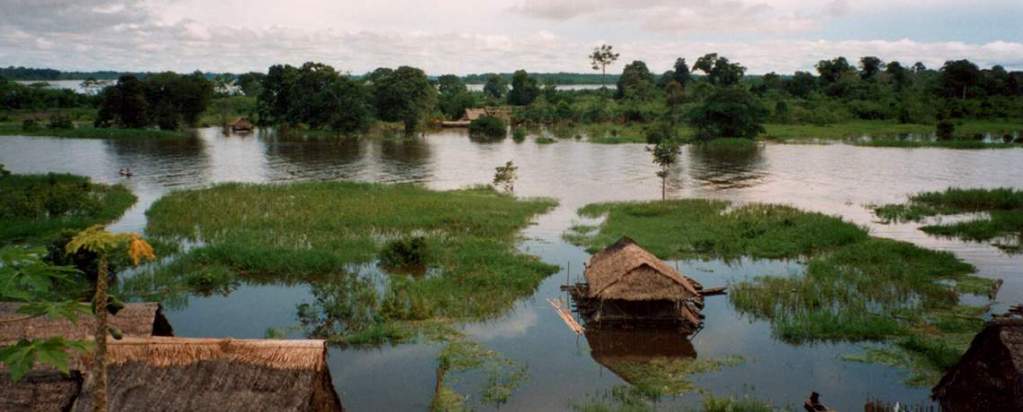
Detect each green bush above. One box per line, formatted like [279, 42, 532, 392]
[379, 237, 429, 269]
[468, 115, 507, 138]
[512, 127, 527, 142]
[47, 114, 74, 129]
[21, 118, 39, 131]
[643, 121, 676, 144]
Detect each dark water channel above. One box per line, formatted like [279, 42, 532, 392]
[1, 129, 1021, 411]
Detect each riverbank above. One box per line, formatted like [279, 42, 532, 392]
[0, 172, 136, 245]
[0, 122, 192, 139]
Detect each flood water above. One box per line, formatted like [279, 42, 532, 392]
[1, 129, 1021, 411]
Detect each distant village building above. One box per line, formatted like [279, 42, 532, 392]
[932, 312, 1023, 411]
[441, 107, 511, 127]
[0, 303, 344, 411]
[568, 237, 704, 330]
[229, 117, 254, 132]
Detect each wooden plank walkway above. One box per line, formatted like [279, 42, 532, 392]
[547, 298, 584, 335]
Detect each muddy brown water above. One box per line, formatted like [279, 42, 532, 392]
[1, 129, 1021, 411]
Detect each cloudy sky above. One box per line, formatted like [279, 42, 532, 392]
[1, 0, 1021, 75]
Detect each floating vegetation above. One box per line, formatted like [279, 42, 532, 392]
[570, 386, 785, 412]
[874, 187, 1023, 252]
[567, 199, 996, 384]
[433, 338, 528, 409]
[612, 356, 744, 398]
[140, 181, 558, 345]
[0, 172, 136, 245]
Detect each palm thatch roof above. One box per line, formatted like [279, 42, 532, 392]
[932, 315, 1023, 411]
[583, 237, 701, 301]
[0, 302, 173, 343]
[71, 337, 343, 412]
[0, 371, 82, 412]
[230, 117, 254, 131]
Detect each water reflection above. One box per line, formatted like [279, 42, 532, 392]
[687, 144, 767, 190]
[585, 327, 697, 386]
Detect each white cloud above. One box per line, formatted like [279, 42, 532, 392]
[0, 0, 1020, 74]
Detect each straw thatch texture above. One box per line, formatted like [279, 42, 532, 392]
[0, 370, 82, 412]
[584, 237, 700, 301]
[932, 316, 1023, 411]
[71, 337, 343, 412]
[0, 302, 172, 344]
[230, 117, 254, 131]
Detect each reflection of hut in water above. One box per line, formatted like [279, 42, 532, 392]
[230, 117, 254, 133]
[932, 311, 1023, 411]
[567, 237, 704, 330]
[584, 328, 697, 395]
[1, 303, 344, 411]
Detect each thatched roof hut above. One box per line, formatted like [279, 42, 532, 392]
[0, 371, 82, 412]
[0, 302, 173, 343]
[71, 337, 343, 412]
[569, 237, 704, 329]
[583, 237, 701, 301]
[932, 314, 1023, 411]
[230, 117, 254, 132]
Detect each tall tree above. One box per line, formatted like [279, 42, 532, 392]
[437, 74, 474, 120]
[616, 60, 657, 100]
[672, 58, 692, 86]
[507, 70, 540, 106]
[816, 57, 854, 85]
[589, 44, 620, 93]
[693, 53, 745, 86]
[688, 87, 767, 141]
[940, 59, 981, 99]
[482, 74, 508, 99]
[371, 66, 436, 134]
[94, 75, 148, 128]
[859, 56, 883, 80]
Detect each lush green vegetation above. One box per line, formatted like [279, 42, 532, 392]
[0, 171, 137, 245]
[570, 386, 784, 412]
[875, 188, 1023, 252]
[95, 72, 213, 130]
[0, 122, 190, 139]
[566, 199, 995, 383]
[468, 116, 507, 138]
[135, 182, 557, 345]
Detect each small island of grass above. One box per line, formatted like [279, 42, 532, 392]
[566, 199, 997, 385]
[135, 181, 558, 345]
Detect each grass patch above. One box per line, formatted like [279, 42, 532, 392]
[0, 122, 191, 139]
[138, 181, 558, 345]
[0, 173, 136, 245]
[761, 119, 1023, 147]
[569, 200, 868, 260]
[696, 138, 760, 155]
[874, 188, 1023, 251]
[568, 198, 993, 384]
[535, 136, 556, 144]
[612, 355, 744, 397]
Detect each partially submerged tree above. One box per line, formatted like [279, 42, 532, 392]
[370, 66, 437, 134]
[589, 44, 620, 93]
[688, 87, 767, 141]
[507, 70, 540, 106]
[483, 74, 508, 100]
[649, 140, 680, 200]
[493, 161, 518, 193]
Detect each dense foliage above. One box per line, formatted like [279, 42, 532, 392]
[94, 72, 213, 130]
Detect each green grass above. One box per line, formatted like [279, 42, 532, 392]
[569, 200, 868, 260]
[0, 122, 191, 139]
[135, 182, 558, 345]
[874, 188, 1023, 251]
[535, 136, 556, 144]
[762, 119, 1023, 144]
[612, 355, 744, 397]
[567, 198, 995, 384]
[702, 396, 781, 412]
[696, 138, 760, 154]
[0, 173, 137, 245]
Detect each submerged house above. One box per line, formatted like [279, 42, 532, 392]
[229, 117, 254, 132]
[440, 107, 512, 127]
[932, 313, 1023, 411]
[569, 237, 704, 330]
[1, 303, 344, 411]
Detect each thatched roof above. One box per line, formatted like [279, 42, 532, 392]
[932, 315, 1023, 411]
[71, 337, 343, 412]
[0, 302, 173, 343]
[0, 371, 82, 412]
[583, 237, 701, 301]
[230, 117, 254, 130]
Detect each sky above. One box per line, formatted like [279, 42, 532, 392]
[1, 0, 1021, 75]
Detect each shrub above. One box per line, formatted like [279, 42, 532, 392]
[47, 114, 74, 129]
[644, 121, 676, 144]
[936, 119, 955, 140]
[21, 118, 39, 131]
[468, 115, 507, 138]
[379, 237, 428, 269]
[688, 87, 767, 140]
[512, 127, 527, 142]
